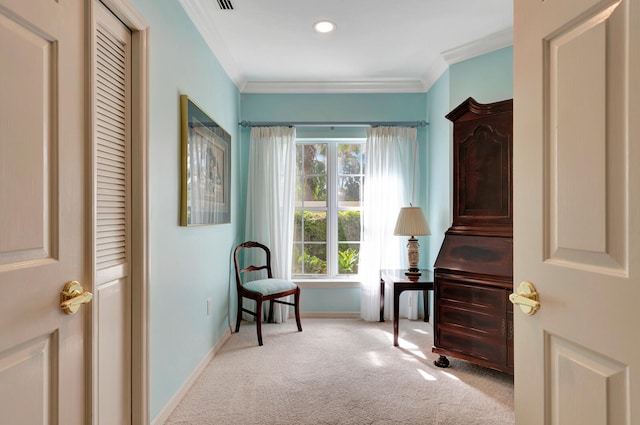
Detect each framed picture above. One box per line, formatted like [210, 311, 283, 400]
[180, 95, 231, 226]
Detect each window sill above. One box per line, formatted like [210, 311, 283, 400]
[293, 278, 361, 289]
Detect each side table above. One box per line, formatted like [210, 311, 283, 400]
[380, 269, 434, 347]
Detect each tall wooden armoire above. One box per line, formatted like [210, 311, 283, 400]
[432, 97, 514, 374]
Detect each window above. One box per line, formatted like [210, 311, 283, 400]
[292, 140, 365, 278]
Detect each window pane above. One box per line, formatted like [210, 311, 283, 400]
[295, 176, 304, 205]
[338, 176, 362, 206]
[291, 243, 303, 274]
[296, 144, 303, 174]
[303, 176, 327, 205]
[338, 144, 363, 174]
[303, 211, 326, 241]
[293, 211, 303, 242]
[303, 144, 326, 174]
[338, 210, 361, 242]
[298, 243, 327, 275]
[338, 243, 360, 275]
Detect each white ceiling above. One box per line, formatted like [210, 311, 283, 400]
[179, 0, 513, 93]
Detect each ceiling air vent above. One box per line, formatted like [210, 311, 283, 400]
[217, 0, 234, 10]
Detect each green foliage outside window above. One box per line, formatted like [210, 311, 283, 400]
[337, 210, 360, 241]
[338, 248, 359, 274]
[297, 251, 327, 274]
[294, 211, 325, 241]
[293, 210, 360, 275]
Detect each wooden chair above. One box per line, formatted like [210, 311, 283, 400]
[233, 241, 302, 346]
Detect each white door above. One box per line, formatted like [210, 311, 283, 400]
[0, 0, 89, 424]
[514, 0, 639, 423]
[91, 2, 132, 424]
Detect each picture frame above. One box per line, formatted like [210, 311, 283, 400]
[180, 95, 231, 226]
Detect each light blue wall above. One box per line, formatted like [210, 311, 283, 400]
[450, 46, 514, 107]
[240, 93, 426, 122]
[240, 93, 429, 314]
[128, 0, 241, 421]
[301, 287, 361, 312]
[426, 70, 452, 269]
[426, 46, 514, 270]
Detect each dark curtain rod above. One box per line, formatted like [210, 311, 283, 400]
[238, 120, 428, 128]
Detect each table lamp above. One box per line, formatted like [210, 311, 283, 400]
[394, 206, 430, 276]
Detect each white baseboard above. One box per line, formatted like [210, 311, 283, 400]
[151, 327, 232, 425]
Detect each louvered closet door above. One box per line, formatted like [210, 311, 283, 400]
[93, 2, 132, 424]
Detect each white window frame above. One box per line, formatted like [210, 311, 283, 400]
[293, 138, 365, 281]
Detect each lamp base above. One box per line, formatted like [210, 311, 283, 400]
[405, 236, 421, 277]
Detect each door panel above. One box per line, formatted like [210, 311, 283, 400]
[548, 335, 628, 424]
[514, 0, 639, 423]
[0, 10, 55, 266]
[0, 0, 87, 424]
[0, 335, 55, 424]
[546, 0, 628, 273]
[97, 277, 131, 424]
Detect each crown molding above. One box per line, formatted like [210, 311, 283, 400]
[240, 80, 428, 94]
[179, 0, 245, 90]
[442, 27, 513, 65]
[420, 56, 450, 92]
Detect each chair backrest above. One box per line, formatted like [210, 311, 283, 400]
[233, 241, 273, 289]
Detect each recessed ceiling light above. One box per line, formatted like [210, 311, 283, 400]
[313, 20, 336, 34]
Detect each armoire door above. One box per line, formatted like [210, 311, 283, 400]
[514, 0, 639, 423]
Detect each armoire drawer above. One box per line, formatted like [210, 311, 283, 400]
[438, 279, 508, 311]
[436, 325, 507, 365]
[437, 302, 506, 336]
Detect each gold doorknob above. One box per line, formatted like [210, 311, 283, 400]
[509, 281, 540, 316]
[60, 281, 93, 315]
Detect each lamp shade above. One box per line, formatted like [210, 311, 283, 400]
[393, 207, 431, 236]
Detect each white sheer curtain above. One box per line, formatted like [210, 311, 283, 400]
[245, 126, 297, 323]
[360, 127, 419, 321]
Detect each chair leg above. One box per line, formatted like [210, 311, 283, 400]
[256, 298, 263, 346]
[235, 296, 243, 333]
[267, 300, 275, 323]
[294, 289, 302, 332]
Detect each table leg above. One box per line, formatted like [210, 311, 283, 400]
[393, 286, 401, 346]
[423, 289, 429, 322]
[379, 278, 385, 322]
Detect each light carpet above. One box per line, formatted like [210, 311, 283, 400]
[165, 318, 514, 425]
